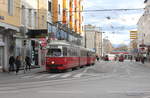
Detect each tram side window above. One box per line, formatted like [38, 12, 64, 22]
[47, 49, 61, 57]
[68, 49, 71, 56]
[87, 52, 91, 57]
[63, 47, 67, 56]
[81, 50, 86, 57]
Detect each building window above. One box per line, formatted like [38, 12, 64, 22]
[42, 15, 45, 27]
[48, 1, 52, 12]
[34, 12, 37, 28]
[58, 4, 61, 15]
[8, 0, 13, 16]
[28, 9, 32, 27]
[21, 5, 25, 25]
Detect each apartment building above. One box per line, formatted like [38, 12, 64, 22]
[137, 0, 150, 60]
[0, 0, 21, 71]
[84, 24, 102, 56]
[51, 0, 84, 44]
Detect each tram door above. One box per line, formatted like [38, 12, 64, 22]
[0, 47, 4, 69]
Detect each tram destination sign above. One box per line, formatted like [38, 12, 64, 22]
[48, 45, 62, 49]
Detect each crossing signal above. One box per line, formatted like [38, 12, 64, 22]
[23, 40, 26, 46]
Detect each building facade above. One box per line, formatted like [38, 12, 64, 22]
[0, 0, 84, 71]
[21, 0, 51, 66]
[0, 0, 21, 71]
[51, 0, 84, 42]
[137, 0, 150, 61]
[84, 25, 102, 56]
[102, 39, 113, 55]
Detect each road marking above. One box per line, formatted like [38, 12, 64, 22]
[0, 87, 17, 90]
[0, 91, 20, 94]
[34, 74, 49, 79]
[61, 73, 72, 78]
[38, 90, 84, 94]
[73, 73, 83, 78]
[21, 75, 34, 79]
[46, 74, 60, 79]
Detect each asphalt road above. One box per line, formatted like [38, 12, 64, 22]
[1, 61, 150, 98]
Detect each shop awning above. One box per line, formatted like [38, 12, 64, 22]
[27, 29, 47, 38]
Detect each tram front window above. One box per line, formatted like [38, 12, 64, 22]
[47, 49, 61, 57]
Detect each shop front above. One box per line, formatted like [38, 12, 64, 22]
[0, 37, 4, 72]
[0, 32, 5, 71]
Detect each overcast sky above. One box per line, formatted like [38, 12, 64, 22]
[83, 0, 145, 46]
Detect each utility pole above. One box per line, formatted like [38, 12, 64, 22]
[94, 31, 96, 53]
[84, 26, 87, 48]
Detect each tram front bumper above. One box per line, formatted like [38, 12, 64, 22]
[46, 64, 66, 70]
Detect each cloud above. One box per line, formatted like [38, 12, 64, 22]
[84, 0, 145, 10]
[105, 32, 130, 45]
[84, 0, 144, 45]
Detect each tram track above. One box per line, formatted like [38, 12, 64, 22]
[0, 62, 117, 92]
[0, 71, 116, 92]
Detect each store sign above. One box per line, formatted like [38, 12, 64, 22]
[0, 16, 4, 20]
[40, 38, 47, 47]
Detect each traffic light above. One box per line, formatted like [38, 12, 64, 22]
[23, 40, 26, 46]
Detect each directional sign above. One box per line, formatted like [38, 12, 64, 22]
[130, 31, 137, 39]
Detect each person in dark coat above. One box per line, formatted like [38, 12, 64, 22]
[9, 56, 15, 72]
[130, 56, 133, 62]
[141, 56, 145, 64]
[15, 56, 21, 74]
[25, 56, 31, 71]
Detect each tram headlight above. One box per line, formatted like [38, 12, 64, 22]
[51, 61, 55, 64]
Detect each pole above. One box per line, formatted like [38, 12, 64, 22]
[84, 26, 86, 48]
[95, 31, 96, 53]
[101, 32, 103, 56]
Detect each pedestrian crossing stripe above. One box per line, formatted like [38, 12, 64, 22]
[34, 74, 50, 79]
[20, 73, 85, 79]
[21, 75, 34, 79]
[61, 73, 72, 78]
[46, 74, 60, 79]
[73, 73, 83, 78]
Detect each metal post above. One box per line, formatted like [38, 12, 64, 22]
[94, 31, 96, 53]
[84, 26, 87, 48]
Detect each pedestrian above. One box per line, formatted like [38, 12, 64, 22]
[96, 55, 99, 61]
[130, 56, 133, 62]
[141, 55, 145, 64]
[114, 56, 117, 61]
[9, 56, 15, 72]
[15, 56, 21, 74]
[25, 56, 31, 71]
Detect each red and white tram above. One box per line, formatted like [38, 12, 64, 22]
[46, 41, 96, 72]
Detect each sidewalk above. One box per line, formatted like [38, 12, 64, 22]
[143, 62, 150, 68]
[0, 65, 45, 80]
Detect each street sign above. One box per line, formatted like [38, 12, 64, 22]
[130, 31, 137, 39]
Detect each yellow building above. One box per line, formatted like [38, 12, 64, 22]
[0, 0, 21, 71]
[0, 0, 21, 28]
[37, 0, 48, 29]
[52, 0, 84, 36]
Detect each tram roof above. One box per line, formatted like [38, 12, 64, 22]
[48, 40, 71, 46]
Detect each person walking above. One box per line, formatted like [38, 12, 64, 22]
[9, 56, 15, 72]
[130, 56, 133, 62]
[96, 55, 100, 61]
[25, 56, 31, 71]
[15, 56, 21, 74]
[141, 55, 145, 64]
